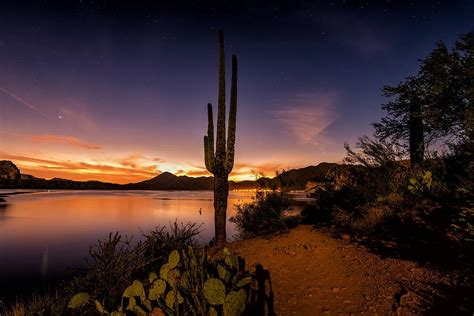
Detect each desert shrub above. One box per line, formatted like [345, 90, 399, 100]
[141, 222, 202, 270]
[301, 173, 382, 228]
[68, 247, 255, 316]
[231, 190, 291, 239]
[344, 136, 408, 196]
[449, 180, 474, 245]
[2, 292, 67, 316]
[302, 136, 438, 234]
[64, 222, 200, 311]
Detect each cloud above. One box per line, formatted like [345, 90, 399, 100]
[0, 152, 160, 183]
[0, 87, 48, 118]
[29, 134, 102, 150]
[273, 92, 338, 145]
[119, 154, 162, 168]
[59, 105, 98, 131]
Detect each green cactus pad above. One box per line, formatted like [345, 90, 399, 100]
[223, 247, 232, 256]
[159, 263, 171, 281]
[204, 278, 226, 305]
[167, 268, 181, 287]
[122, 280, 146, 300]
[223, 289, 246, 316]
[143, 299, 152, 312]
[165, 291, 184, 308]
[168, 250, 180, 269]
[225, 254, 239, 270]
[110, 312, 126, 316]
[68, 292, 90, 309]
[94, 300, 106, 314]
[149, 272, 158, 283]
[149, 279, 167, 301]
[131, 305, 147, 316]
[236, 276, 252, 288]
[218, 264, 231, 283]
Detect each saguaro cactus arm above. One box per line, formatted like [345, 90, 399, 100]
[204, 103, 215, 173]
[226, 55, 238, 174]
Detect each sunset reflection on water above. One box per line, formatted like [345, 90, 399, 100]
[0, 190, 254, 295]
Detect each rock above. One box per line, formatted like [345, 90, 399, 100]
[20, 174, 40, 181]
[0, 161, 20, 181]
[302, 243, 313, 250]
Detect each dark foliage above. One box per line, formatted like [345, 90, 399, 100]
[373, 31, 473, 165]
[231, 191, 290, 239]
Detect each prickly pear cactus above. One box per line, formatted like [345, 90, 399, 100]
[82, 246, 254, 316]
[167, 250, 180, 269]
[68, 292, 89, 309]
[149, 279, 167, 301]
[223, 289, 247, 316]
[204, 278, 227, 305]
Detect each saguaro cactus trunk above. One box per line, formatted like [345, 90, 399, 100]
[409, 100, 424, 167]
[204, 30, 238, 246]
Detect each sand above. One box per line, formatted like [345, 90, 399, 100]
[226, 225, 459, 315]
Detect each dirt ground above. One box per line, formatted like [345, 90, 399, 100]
[226, 225, 466, 315]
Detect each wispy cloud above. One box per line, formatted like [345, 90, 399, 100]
[273, 92, 338, 145]
[29, 134, 102, 150]
[59, 106, 98, 131]
[0, 87, 48, 118]
[119, 154, 162, 168]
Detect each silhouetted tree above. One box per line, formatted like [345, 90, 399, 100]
[373, 31, 473, 167]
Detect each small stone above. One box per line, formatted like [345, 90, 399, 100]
[331, 287, 340, 293]
[302, 244, 313, 250]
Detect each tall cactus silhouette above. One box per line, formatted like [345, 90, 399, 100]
[204, 30, 237, 245]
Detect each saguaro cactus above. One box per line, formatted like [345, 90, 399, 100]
[204, 30, 237, 245]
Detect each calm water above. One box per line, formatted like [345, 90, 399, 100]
[0, 190, 256, 297]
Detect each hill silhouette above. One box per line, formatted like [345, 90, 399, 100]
[0, 160, 344, 191]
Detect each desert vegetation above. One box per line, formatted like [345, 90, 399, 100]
[0, 7, 472, 314]
[230, 171, 302, 239]
[301, 32, 473, 266]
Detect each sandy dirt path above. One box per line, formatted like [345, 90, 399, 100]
[227, 225, 456, 315]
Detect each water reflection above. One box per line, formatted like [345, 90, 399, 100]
[0, 190, 254, 295]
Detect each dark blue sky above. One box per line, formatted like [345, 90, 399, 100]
[0, 0, 472, 182]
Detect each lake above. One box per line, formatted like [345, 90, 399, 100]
[0, 190, 307, 298]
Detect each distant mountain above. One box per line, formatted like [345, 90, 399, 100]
[0, 161, 121, 190]
[0, 160, 346, 191]
[230, 162, 345, 190]
[125, 172, 214, 190]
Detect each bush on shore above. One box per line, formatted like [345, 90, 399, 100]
[231, 190, 291, 239]
[301, 136, 473, 263]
